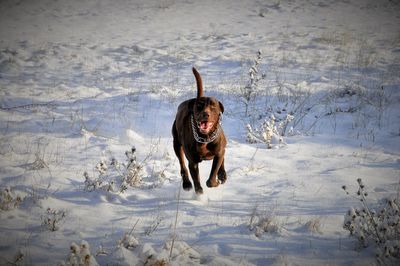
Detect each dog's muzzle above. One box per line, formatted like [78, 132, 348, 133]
[191, 114, 222, 144]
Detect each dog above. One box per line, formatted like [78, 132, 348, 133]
[172, 67, 227, 194]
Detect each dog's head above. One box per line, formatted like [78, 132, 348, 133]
[192, 97, 224, 135]
[190, 67, 224, 135]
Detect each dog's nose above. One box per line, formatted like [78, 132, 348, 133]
[201, 112, 209, 119]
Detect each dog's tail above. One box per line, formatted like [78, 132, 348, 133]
[192, 67, 203, 98]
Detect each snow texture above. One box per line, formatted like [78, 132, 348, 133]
[0, 0, 399, 265]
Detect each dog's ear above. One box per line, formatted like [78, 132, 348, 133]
[219, 101, 224, 114]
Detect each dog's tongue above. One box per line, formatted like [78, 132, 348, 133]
[200, 121, 209, 130]
[199, 121, 212, 132]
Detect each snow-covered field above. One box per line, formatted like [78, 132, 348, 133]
[1, 0, 399, 265]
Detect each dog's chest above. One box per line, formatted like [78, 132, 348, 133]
[197, 143, 214, 160]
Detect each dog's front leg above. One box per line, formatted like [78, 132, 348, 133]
[217, 158, 227, 184]
[189, 162, 203, 194]
[173, 141, 192, 191]
[206, 155, 224, 188]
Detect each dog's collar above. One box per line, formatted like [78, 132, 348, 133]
[191, 115, 222, 144]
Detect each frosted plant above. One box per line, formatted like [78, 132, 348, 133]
[122, 147, 143, 188]
[2, 249, 26, 266]
[242, 50, 266, 116]
[41, 207, 66, 231]
[164, 240, 201, 263]
[342, 178, 400, 263]
[249, 206, 282, 237]
[246, 115, 285, 149]
[118, 219, 140, 250]
[145, 211, 164, 236]
[246, 124, 260, 144]
[304, 218, 323, 234]
[29, 153, 48, 170]
[83, 146, 145, 194]
[95, 161, 107, 175]
[278, 113, 294, 136]
[12, 250, 24, 265]
[83, 172, 102, 192]
[119, 234, 139, 249]
[66, 242, 80, 266]
[0, 187, 22, 211]
[63, 240, 99, 266]
[140, 241, 200, 265]
[261, 116, 275, 149]
[250, 215, 281, 237]
[125, 147, 137, 163]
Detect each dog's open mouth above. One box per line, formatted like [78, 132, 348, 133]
[198, 121, 214, 134]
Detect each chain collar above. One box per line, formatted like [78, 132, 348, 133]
[191, 114, 222, 144]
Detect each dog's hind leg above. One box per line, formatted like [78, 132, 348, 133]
[207, 155, 224, 188]
[172, 121, 192, 191]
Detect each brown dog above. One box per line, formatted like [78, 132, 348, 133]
[172, 68, 227, 194]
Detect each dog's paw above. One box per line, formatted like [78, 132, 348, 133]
[218, 171, 227, 184]
[195, 187, 204, 195]
[182, 181, 193, 191]
[206, 178, 219, 188]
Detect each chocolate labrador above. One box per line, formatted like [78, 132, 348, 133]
[172, 68, 227, 194]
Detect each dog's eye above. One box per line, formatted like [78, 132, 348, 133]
[196, 104, 203, 110]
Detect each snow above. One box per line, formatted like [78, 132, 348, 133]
[1, 0, 399, 265]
